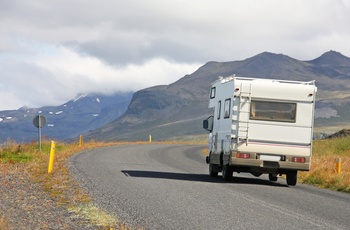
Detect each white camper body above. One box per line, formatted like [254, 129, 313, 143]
[203, 76, 317, 185]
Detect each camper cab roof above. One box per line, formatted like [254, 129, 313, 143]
[211, 76, 316, 102]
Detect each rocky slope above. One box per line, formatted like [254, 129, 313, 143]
[86, 51, 350, 141]
[3, 51, 350, 143]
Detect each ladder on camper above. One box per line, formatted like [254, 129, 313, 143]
[236, 82, 252, 145]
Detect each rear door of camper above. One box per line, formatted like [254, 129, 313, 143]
[233, 79, 316, 156]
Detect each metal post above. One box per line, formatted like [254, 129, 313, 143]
[336, 158, 341, 174]
[48, 140, 56, 173]
[33, 114, 46, 151]
[38, 115, 42, 151]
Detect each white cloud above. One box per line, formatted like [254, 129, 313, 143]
[0, 44, 200, 110]
[0, 0, 350, 110]
[34, 45, 200, 93]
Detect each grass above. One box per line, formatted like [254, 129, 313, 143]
[0, 140, 34, 163]
[29, 140, 145, 229]
[68, 204, 119, 228]
[0, 136, 349, 229]
[1, 138, 198, 229]
[299, 136, 350, 192]
[202, 137, 350, 193]
[0, 139, 140, 229]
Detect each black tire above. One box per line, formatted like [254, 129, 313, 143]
[209, 164, 218, 177]
[269, 173, 278, 182]
[222, 164, 233, 181]
[286, 170, 298, 186]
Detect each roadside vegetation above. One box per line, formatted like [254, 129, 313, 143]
[0, 139, 138, 229]
[201, 137, 350, 192]
[0, 138, 200, 229]
[0, 136, 349, 229]
[299, 136, 350, 193]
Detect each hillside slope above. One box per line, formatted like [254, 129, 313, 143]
[0, 93, 133, 142]
[86, 51, 350, 141]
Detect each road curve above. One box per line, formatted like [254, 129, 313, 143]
[69, 144, 350, 230]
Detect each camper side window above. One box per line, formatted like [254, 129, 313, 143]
[210, 87, 216, 99]
[224, 99, 231, 119]
[250, 100, 296, 122]
[217, 101, 221, 120]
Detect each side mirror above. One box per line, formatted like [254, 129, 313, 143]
[203, 116, 213, 132]
[203, 119, 209, 129]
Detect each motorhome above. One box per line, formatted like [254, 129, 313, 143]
[203, 76, 317, 185]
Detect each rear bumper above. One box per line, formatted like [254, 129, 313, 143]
[228, 154, 311, 173]
[225, 141, 312, 173]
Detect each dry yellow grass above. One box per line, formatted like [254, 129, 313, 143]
[27, 139, 189, 229]
[1, 138, 204, 229]
[201, 137, 350, 193]
[299, 137, 350, 192]
[27, 140, 148, 229]
[0, 215, 9, 230]
[1, 139, 148, 229]
[1, 136, 349, 229]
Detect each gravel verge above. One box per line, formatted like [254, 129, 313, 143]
[0, 163, 99, 230]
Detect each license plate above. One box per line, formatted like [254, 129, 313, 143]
[260, 155, 281, 162]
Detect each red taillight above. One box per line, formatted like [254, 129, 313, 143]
[235, 88, 240, 91]
[292, 157, 305, 163]
[236, 152, 250, 159]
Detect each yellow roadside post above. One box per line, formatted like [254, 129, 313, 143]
[79, 135, 83, 146]
[336, 158, 341, 174]
[48, 140, 56, 174]
[149, 135, 152, 143]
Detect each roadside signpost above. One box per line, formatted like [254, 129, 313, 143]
[33, 114, 46, 151]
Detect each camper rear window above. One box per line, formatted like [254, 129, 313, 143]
[217, 101, 221, 119]
[224, 99, 231, 119]
[210, 87, 216, 99]
[250, 100, 296, 122]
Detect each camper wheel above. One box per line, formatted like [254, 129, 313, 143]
[268, 173, 278, 182]
[286, 170, 298, 186]
[209, 164, 218, 177]
[222, 164, 233, 181]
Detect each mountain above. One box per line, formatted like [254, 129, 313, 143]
[308, 50, 350, 67]
[85, 51, 350, 141]
[0, 92, 133, 142]
[3, 51, 349, 143]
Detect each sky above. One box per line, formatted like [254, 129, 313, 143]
[1, 0, 350, 111]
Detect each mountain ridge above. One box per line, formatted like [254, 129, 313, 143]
[2, 51, 350, 142]
[0, 92, 133, 142]
[308, 50, 350, 67]
[85, 51, 350, 141]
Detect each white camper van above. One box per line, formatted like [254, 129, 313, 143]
[203, 76, 317, 185]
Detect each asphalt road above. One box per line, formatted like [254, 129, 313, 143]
[69, 144, 350, 230]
